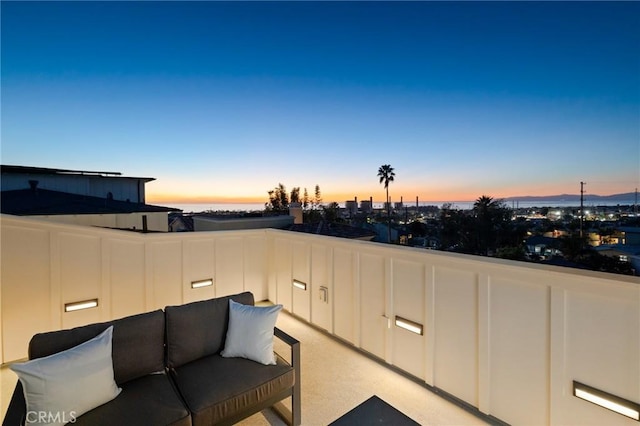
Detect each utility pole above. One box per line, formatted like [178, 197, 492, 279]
[580, 181, 586, 239]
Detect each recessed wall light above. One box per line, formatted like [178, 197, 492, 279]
[573, 381, 640, 421]
[394, 315, 423, 335]
[293, 280, 307, 290]
[64, 299, 98, 312]
[191, 279, 213, 289]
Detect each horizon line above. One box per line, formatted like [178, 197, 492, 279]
[149, 193, 638, 206]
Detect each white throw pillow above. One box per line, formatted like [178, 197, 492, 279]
[10, 326, 122, 426]
[221, 300, 283, 365]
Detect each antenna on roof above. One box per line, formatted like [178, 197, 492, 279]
[580, 181, 586, 241]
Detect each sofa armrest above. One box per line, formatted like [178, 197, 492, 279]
[3, 381, 26, 426]
[274, 327, 301, 426]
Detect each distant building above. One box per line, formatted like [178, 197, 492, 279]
[618, 227, 640, 245]
[289, 202, 303, 224]
[345, 200, 358, 216]
[368, 222, 399, 243]
[409, 236, 439, 249]
[595, 226, 640, 275]
[1, 165, 177, 231]
[525, 235, 561, 258]
[1, 164, 150, 202]
[360, 200, 373, 213]
[595, 244, 640, 275]
[169, 213, 194, 232]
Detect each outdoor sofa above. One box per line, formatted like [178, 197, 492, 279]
[3, 292, 301, 426]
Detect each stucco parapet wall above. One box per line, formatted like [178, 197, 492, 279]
[193, 215, 294, 231]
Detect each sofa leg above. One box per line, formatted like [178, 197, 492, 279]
[274, 327, 301, 426]
[291, 333, 301, 426]
[271, 380, 301, 425]
[291, 383, 301, 426]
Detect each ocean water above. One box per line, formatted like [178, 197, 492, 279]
[165, 199, 638, 213]
[166, 203, 267, 213]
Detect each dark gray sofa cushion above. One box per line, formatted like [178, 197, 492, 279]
[28, 310, 166, 385]
[165, 292, 254, 369]
[170, 354, 294, 426]
[73, 373, 191, 426]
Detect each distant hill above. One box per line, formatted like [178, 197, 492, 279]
[503, 192, 637, 203]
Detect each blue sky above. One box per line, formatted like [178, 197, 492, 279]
[2, 1, 639, 204]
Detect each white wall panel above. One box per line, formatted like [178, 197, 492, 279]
[148, 241, 182, 310]
[244, 236, 267, 301]
[109, 239, 146, 318]
[0, 217, 272, 363]
[333, 248, 355, 343]
[275, 238, 292, 310]
[59, 233, 102, 328]
[292, 241, 311, 321]
[359, 253, 386, 359]
[553, 288, 640, 426]
[36, 212, 167, 232]
[488, 277, 549, 425]
[433, 267, 478, 407]
[215, 237, 244, 297]
[392, 259, 425, 379]
[1, 226, 51, 362]
[311, 244, 332, 331]
[183, 239, 215, 303]
[267, 237, 277, 302]
[3, 217, 639, 426]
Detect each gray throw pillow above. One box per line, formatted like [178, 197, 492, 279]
[10, 326, 122, 426]
[221, 300, 282, 365]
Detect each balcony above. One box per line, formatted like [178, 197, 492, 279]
[1, 214, 639, 425]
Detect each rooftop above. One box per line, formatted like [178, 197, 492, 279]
[0, 188, 178, 216]
[0, 164, 153, 181]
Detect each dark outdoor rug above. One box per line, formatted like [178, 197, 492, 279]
[329, 395, 420, 425]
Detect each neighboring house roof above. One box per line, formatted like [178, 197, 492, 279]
[193, 214, 293, 231]
[540, 255, 591, 270]
[0, 164, 154, 182]
[595, 244, 640, 256]
[618, 226, 640, 234]
[169, 214, 194, 232]
[287, 222, 376, 240]
[1, 189, 178, 215]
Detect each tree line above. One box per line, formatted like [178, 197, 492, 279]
[265, 183, 323, 212]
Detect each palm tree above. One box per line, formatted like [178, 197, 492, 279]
[473, 195, 507, 255]
[377, 164, 395, 243]
[473, 195, 497, 218]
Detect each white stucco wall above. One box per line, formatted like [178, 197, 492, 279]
[1, 215, 638, 425]
[25, 212, 168, 232]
